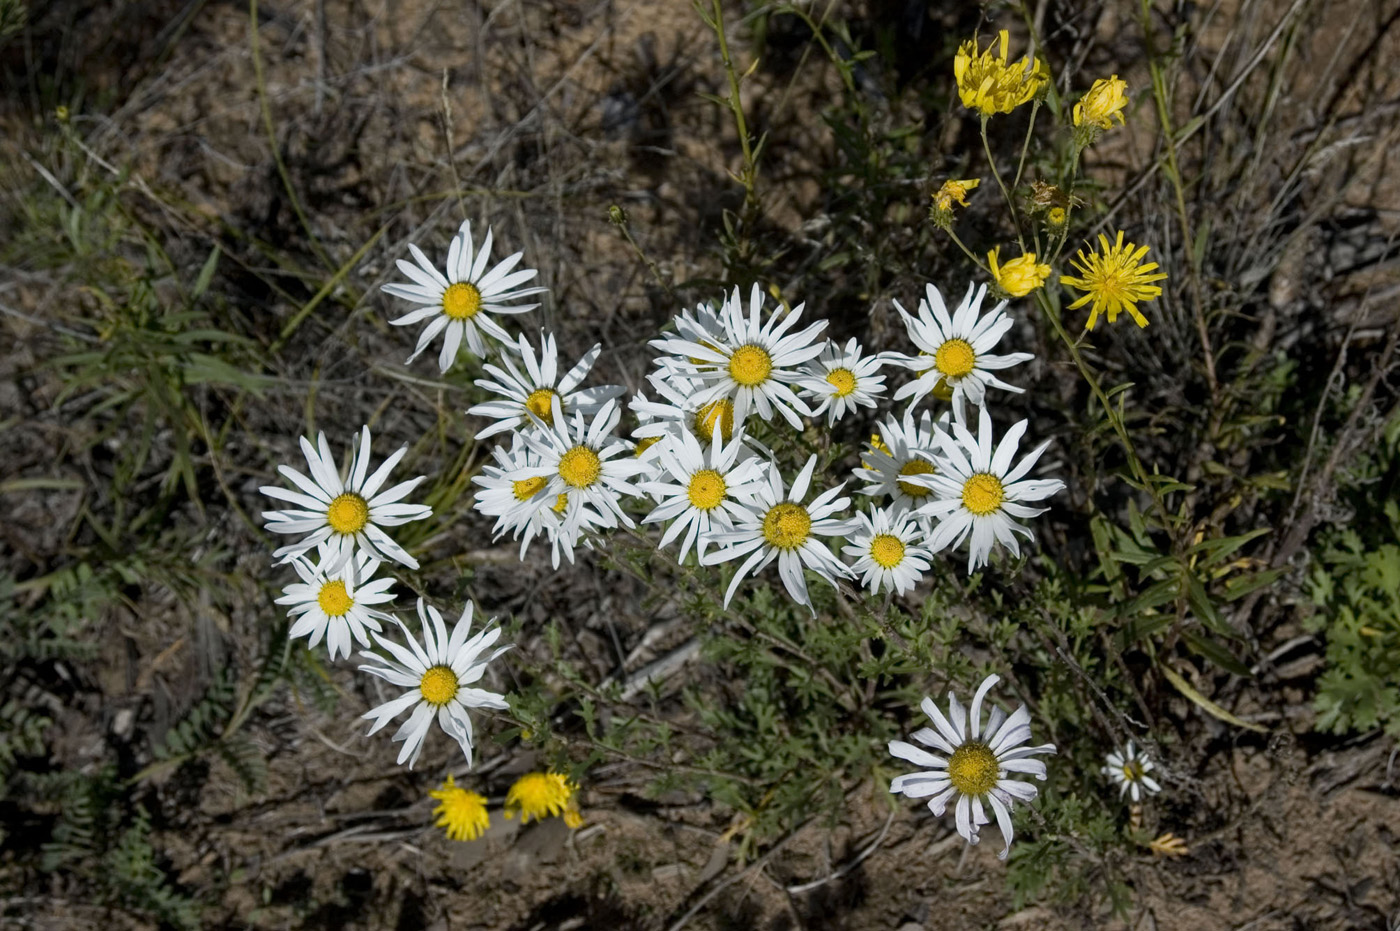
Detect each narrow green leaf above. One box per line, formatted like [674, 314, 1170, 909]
[1160, 664, 1265, 732]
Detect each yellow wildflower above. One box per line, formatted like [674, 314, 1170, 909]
[987, 247, 1051, 298]
[1073, 75, 1128, 131]
[1059, 231, 1168, 329]
[1045, 206, 1067, 228]
[930, 178, 980, 229]
[505, 771, 583, 828]
[954, 31, 1049, 117]
[429, 774, 490, 842]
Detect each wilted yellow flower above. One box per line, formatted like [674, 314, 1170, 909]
[1059, 231, 1168, 329]
[934, 178, 979, 212]
[987, 247, 1051, 298]
[1073, 75, 1128, 130]
[505, 771, 583, 828]
[954, 31, 1049, 117]
[429, 774, 490, 842]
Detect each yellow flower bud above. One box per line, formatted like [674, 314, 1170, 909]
[987, 247, 1051, 298]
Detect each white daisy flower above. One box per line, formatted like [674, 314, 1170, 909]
[515, 397, 648, 533]
[889, 673, 1056, 859]
[799, 337, 887, 425]
[887, 282, 1033, 420]
[275, 548, 396, 661]
[649, 300, 731, 381]
[466, 330, 623, 440]
[359, 598, 511, 769]
[260, 426, 433, 571]
[841, 507, 933, 596]
[631, 374, 740, 448]
[1104, 741, 1162, 802]
[701, 454, 854, 612]
[853, 407, 948, 516]
[911, 407, 1065, 573]
[382, 219, 547, 371]
[641, 428, 768, 564]
[650, 284, 827, 429]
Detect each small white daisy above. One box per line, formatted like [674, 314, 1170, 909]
[841, 507, 933, 596]
[912, 407, 1065, 573]
[466, 330, 623, 439]
[514, 397, 648, 533]
[631, 374, 742, 448]
[260, 426, 433, 571]
[276, 547, 396, 661]
[641, 428, 768, 564]
[889, 673, 1056, 859]
[650, 284, 827, 429]
[1104, 741, 1162, 802]
[799, 337, 887, 425]
[359, 598, 511, 769]
[853, 408, 948, 516]
[887, 282, 1033, 420]
[382, 219, 547, 371]
[701, 454, 854, 612]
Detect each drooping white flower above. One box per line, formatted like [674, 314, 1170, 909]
[886, 281, 1033, 420]
[701, 454, 854, 612]
[1104, 741, 1162, 802]
[649, 284, 827, 429]
[260, 426, 432, 571]
[911, 407, 1064, 573]
[276, 547, 395, 661]
[466, 330, 623, 439]
[889, 673, 1056, 858]
[841, 506, 933, 596]
[359, 598, 511, 769]
[382, 220, 546, 371]
[799, 337, 888, 425]
[641, 428, 767, 565]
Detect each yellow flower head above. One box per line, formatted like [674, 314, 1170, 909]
[1045, 206, 1067, 228]
[505, 771, 582, 827]
[987, 247, 1051, 298]
[934, 178, 980, 213]
[1059, 231, 1169, 330]
[1073, 75, 1128, 131]
[954, 31, 1049, 117]
[429, 774, 490, 842]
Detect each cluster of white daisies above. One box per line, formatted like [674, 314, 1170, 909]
[254, 219, 1162, 854]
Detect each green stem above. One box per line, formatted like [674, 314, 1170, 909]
[980, 116, 1026, 252]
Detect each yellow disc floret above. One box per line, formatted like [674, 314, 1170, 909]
[552, 492, 569, 513]
[762, 502, 812, 550]
[954, 30, 1049, 117]
[430, 774, 490, 841]
[634, 436, 661, 457]
[825, 368, 857, 397]
[512, 475, 548, 501]
[962, 473, 1005, 515]
[327, 493, 370, 534]
[947, 741, 1000, 796]
[317, 580, 353, 617]
[687, 469, 727, 511]
[419, 665, 460, 706]
[869, 534, 906, 569]
[524, 387, 557, 423]
[693, 399, 735, 442]
[558, 446, 602, 489]
[505, 771, 576, 824]
[728, 344, 773, 387]
[441, 282, 482, 320]
[1123, 760, 1144, 782]
[897, 459, 936, 498]
[1060, 231, 1168, 330]
[933, 339, 976, 378]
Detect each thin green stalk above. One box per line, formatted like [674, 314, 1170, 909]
[980, 116, 1026, 251]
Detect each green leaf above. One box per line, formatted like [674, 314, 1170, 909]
[1160, 664, 1265, 732]
[1182, 631, 1252, 677]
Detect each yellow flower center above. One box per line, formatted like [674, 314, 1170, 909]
[512, 475, 547, 501]
[934, 338, 976, 378]
[317, 580, 353, 617]
[761, 502, 812, 550]
[1122, 760, 1144, 782]
[634, 436, 661, 457]
[552, 492, 569, 513]
[693, 399, 735, 442]
[419, 665, 459, 706]
[687, 469, 727, 511]
[896, 459, 936, 498]
[947, 741, 1000, 796]
[728, 344, 773, 387]
[869, 534, 905, 569]
[962, 473, 1005, 515]
[505, 772, 575, 824]
[430, 775, 490, 842]
[524, 387, 557, 423]
[441, 281, 482, 320]
[825, 368, 857, 397]
[326, 493, 370, 534]
[558, 446, 602, 489]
